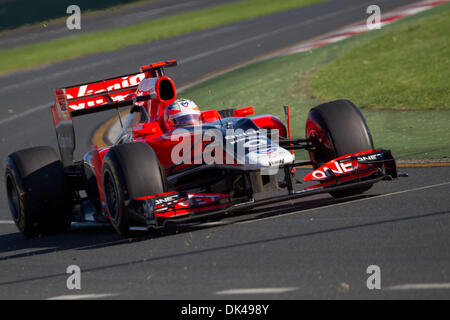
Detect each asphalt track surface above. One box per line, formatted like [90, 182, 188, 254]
[0, 0, 449, 300]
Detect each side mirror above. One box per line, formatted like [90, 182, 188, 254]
[201, 110, 221, 123]
[233, 106, 254, 117]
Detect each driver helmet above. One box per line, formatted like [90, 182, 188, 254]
[164, 98, 201, 128]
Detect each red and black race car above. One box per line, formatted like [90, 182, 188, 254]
[5, 60, 404, 237]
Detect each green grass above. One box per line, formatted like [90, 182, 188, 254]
[0, 0, 324, 74]
[308, 7, 450, 110]
[181, 4, 450, 159]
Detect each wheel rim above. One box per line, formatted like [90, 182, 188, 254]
[104, 171, 119, 222]
[6, 176, 20, 222]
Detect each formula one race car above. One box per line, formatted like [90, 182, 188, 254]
[5, 60, 403, 237]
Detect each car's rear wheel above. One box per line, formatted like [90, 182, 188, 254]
[102, 142, 167, 236]
[305, 99, 374, 198]
[5, 146, 72, 237]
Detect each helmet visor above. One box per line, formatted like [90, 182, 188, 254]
[172, 114, 200, 126]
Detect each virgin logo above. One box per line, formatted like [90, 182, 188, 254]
[312, 161, 354, 179]
[66, 74, 145, 110]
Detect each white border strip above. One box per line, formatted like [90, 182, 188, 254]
[214, 287, 298, 295]
[272, 0, 449, 57]
[385, 283, 450, 290]
[0, 220, 15, 224]
[46, 293, 118, 300]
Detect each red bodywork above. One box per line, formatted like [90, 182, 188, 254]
[51, 61, 292, 222]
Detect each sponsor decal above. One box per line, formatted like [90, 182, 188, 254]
[225, 129, 259, 144]
[64, 74, 145, 111]
[255, 146, 278, 154]
[311, 160, 355, 179]
[357, 154, 382, 162]
[268, 158, 284, 167]
[154, 194, 180, 206]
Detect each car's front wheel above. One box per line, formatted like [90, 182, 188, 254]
[102, 142, 167, 236]
[305, 99, 375, 198]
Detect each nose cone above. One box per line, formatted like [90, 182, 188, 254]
[246, 146, 294, 167]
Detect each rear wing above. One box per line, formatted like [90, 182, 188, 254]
[51, 60, 177, 166]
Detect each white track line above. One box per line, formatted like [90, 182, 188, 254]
[214, 287, 298, 295]
[46, 293, 118, 300]
[0, 220, 14, 224]
[237, 181, 450, 225]
[0, 103, 50, 125]
[385, 283, 450, 290]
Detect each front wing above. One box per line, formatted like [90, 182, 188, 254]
[125, 149, 402, 230]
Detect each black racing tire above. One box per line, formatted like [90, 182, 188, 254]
[102, 142, 167, 236]
[305, 99, 374, 198]
[5, 146, 72, 237]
